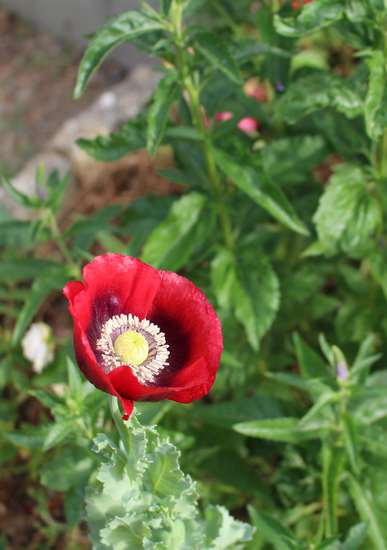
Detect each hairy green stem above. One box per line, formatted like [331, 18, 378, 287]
[322, 440, 344, 538]
[48, 213, 80, 276]
[172, 3, 234, 251]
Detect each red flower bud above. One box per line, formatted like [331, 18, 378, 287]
[64, 254, 222, 419]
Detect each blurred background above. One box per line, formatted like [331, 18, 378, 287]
[0, 0, 152, 179]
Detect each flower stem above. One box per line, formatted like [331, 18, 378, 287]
[172, 5, 234, 251]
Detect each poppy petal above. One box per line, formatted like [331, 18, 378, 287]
[108, 356, 212, 402]
[150, 270, 222, 382]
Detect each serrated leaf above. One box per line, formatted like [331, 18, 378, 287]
[75, 11, 163, 98]
[147, 72, 179, 155]
[262, 135, 327, 185]
[205, 506, 255, 549]
[274, 0, 344, 37]
[313, 164, 382, 258]
[211, 248, 280, 350]
[194, 32, 242, 85]
[276, 73, 363, 123]
[41, 447, 94, 490]
[141, 192, 207, 270]
[215, 149, 308, 235]
[77, 122, 145, 162]
[365, 50, 386, 140]
[87, 415, 253, 550]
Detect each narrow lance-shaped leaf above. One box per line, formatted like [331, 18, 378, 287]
[74, 11, 163, 98]
[194, 31, 242, 85]
[147, 71, 179, 155]
[348, 475, 387, 550]
[214, 149, 309, 235]
[234, 417, 324, 443]
[12, 267, 69, 346]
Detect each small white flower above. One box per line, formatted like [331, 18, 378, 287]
[22, 322, 54, 373]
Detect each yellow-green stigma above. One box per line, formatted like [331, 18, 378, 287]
[113, 330, 149, 366]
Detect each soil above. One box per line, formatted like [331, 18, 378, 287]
[0, 9, 181, 549]
[0, 8, 127, 549]
[0, 8, 126, 178]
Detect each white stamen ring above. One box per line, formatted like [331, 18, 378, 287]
[96, 314, 169, 385]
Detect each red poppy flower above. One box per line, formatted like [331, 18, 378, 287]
[64, 254, 222, 419]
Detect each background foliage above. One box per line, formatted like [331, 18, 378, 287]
[1, 0, 387, 548]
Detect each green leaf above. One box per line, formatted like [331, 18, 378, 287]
[274, 0, 344, 37]
[87, 415, 253, 550]
[322, 442, 345, 537]
[365, 50, 386, 140]
[0, 177, 40, 209]
[41, 447, 94, 491]
[211, 248, 280, 350]
[293, 333, 328, 381]
[276, 73, 363, 124]
[194, 32, 242, 85]
[248, 507, 296, 550]
[234, 417, 324, 443]
[160, 0, 172, 15]
[75, 11, 163, 98]
[313, 164, 382, 257]
[141, 192, 208, 270]
[77, 121, 145, 162]
[204, 506, 255, 549]
[42, 420, 75, 451]
[214, 149, 308, 235]
[262, 135, 327, 185]
[342, 413, 360, 474]
[147, 72, 179, 155]
[0, 259, 60, 282]
[348, 475, 387, 550]
[342, 523, 367, 550]
[12, 266, 69, 346]
[192, 394, 283, 428]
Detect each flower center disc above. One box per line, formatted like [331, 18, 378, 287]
[113, 330, 149, 366]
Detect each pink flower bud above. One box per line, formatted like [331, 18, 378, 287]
[238, 117, 260, 134]
[215, 111, 233, 122]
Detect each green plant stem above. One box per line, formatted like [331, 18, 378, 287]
[172, 5, 234, 251]
[48, 213, 79, 276]
[322, 440, 344, 538]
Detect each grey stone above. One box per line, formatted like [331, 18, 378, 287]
[1, 65, 160, 219]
